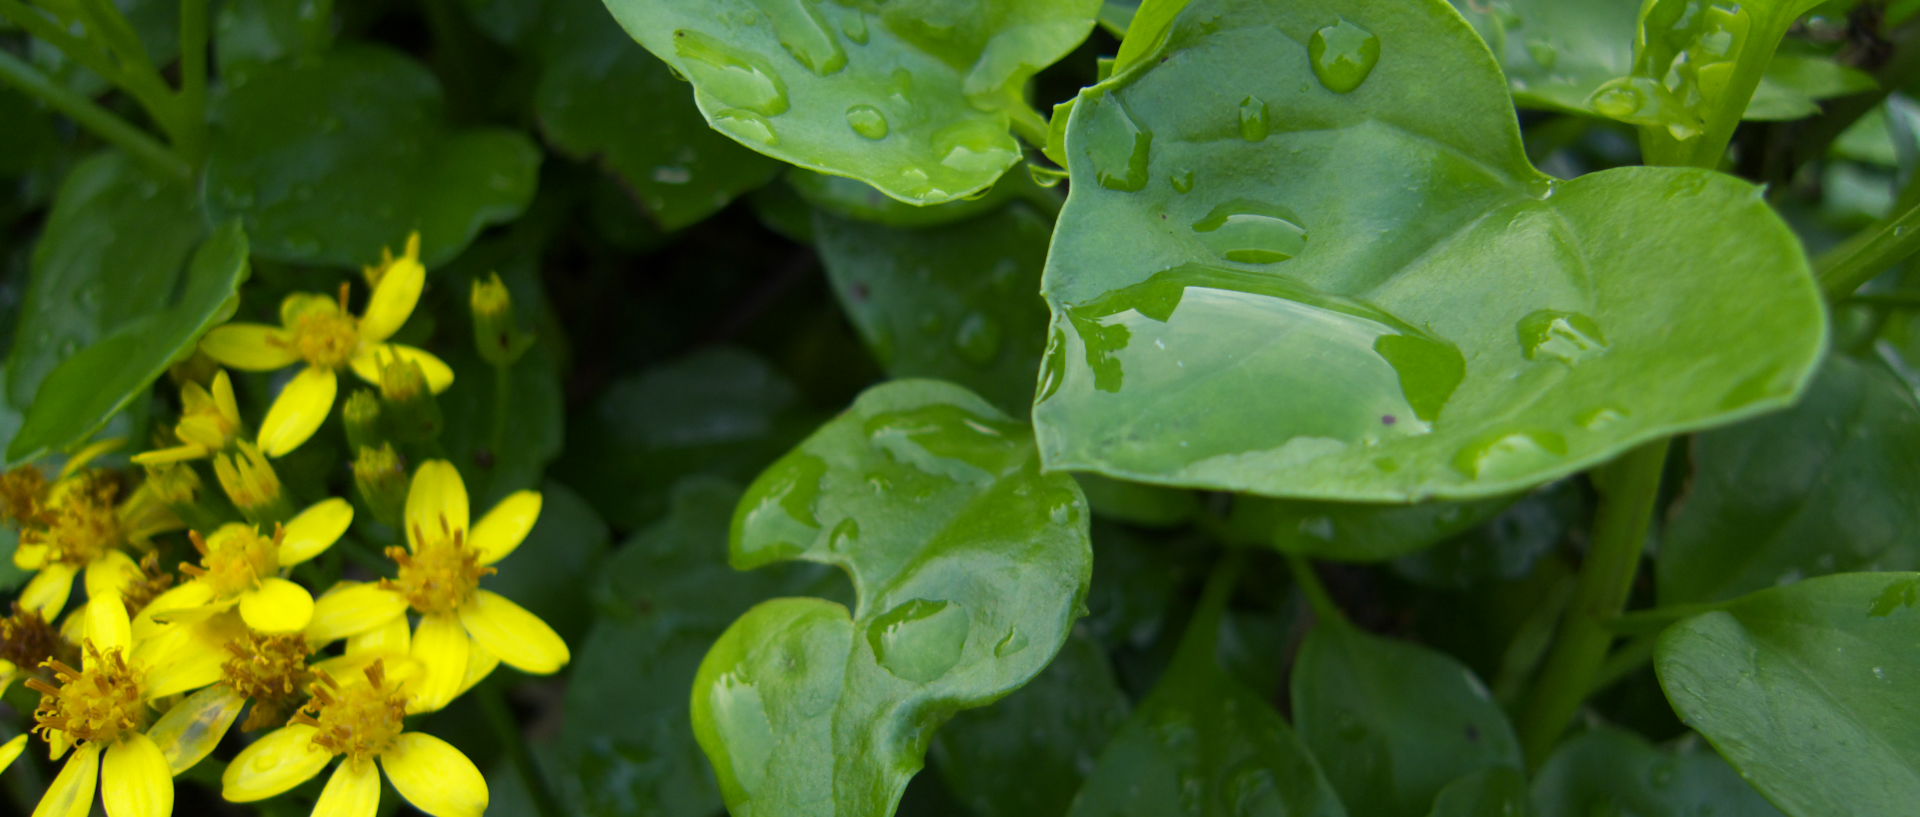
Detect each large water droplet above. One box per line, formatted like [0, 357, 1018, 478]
[714, 109, 779, 145]
[841, 11, 869, 45]
[993, 628, 1027, 657]
[1170, 169, 1195, 193]
[866, 598, 969, 683]
[826, 517, 859, 554]
[1577, 406, 1627, 431]
[863, 403, 1024, 480]
[1086, 93, 1151, 192]
[1589, 82, 1644, 119]
[1525, 38, 1558, 69]
[1309, 18, 1381, 94]
[1517, 309, 1608, 365]
[953, 312, 1003, 365]
[845, 104, 889, 139]
[1037, 329, 1068, 402]
[1451, 430, 1567, 480]
[763, 0, 846, 76]
[1238, 95, 1269, 141]
[1192, 200, 1307, 263]
[673, 29, 790, 115]
[736, 453, 827, 562]
[934, 119, 1017, 176]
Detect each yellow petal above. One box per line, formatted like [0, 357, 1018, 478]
[349, 344, 454, 394]
[86, 591, 132, 654]
[313, 759, 381, 817]
[257, 366, 338, 457]
[357, 253, 424, 344]
[133, 581, 216, 639]
[222, 724, 330, 802]
[210, 370, 241, 423]
[0, 734, 25, 772]
[346, 614, 410, 658]
[59, 437, 126, 478]
[21, 563, 77, 618]
[102, 732, 172, 817]
[308, 582, 408, 644]
[280, 498, 354, 566]
[458, 590, 569, 674]
[454, 645, 499, 701]
[147, 685, 245, 774]
[380, 732, 488, 817]
[409, 613, 469, 712]
[404, 460, 468, 549]
[239, 577, 315, 634]
[129, 445, 208, 466]
[136, 625, 229, 700]
[200, 324, 298, 371]
[470, 491, 541, 565]
[32, 742, 100, 817]
[84, 550, 141, 602]
[14, 541, 47, 569]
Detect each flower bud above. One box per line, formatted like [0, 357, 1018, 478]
[214, 442, 292, 524]
[377, 357, 442, 443]
[470, 272, 534, 368]
[343, 389, 386, 452]
[352, 444, 408, 527]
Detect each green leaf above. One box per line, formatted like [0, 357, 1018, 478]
[815, 202, 1054, 412]
[554, 477, 842, 817]
[1531, 727, 1783, 817]
[1292, 624, 1521, 817]
[203, 45, 541, 268]
[932, 634, 1129, 817]
[1659, 356, 1920, 606]
[1656, 572, 1920, 817]
[787, 169, 1023, 229]
[1744, 54, 1878, 121]
[1392, 481, 1581, 590]
[1227, 495, 1514, 561]
[533, 0, 781, 230]
[691, 380, 1091, 817]
[1425, 768, 1531, 817]
[215, 0, 330, 76]
[600, 0, 1101, 203]
[1110, 0, 1192, 74]
[6, 152, 205, 415]
[1034, 0, 1826, 501]
[1066, 565, 1346, 817]
[9, 221, 249, 463]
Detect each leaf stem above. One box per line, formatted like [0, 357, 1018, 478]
[476, 682, 565, 817]
[1516, 438, 1668, 769]
[0, 49, 191, 181]
[1284, 553, 1348, 628]
[1817, 199, 1920, 300]
[1587, 632, 1660, 697]
[1009, 103, 1050, 150]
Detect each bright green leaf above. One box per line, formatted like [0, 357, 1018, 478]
[1531, 727, 1783, 817]
[815, 201, 1054, 412]
[1292, 623, 1521, 817]
[691, 380, 1091, 817]
[1425, 768, 1531, 817]
[204, 45, 541, 267]
[1657, 572, 1920, 817]
[600, 0, 1101, 203]
[1659, 355, 1920, 606]
[1034, 0, 1826, 501]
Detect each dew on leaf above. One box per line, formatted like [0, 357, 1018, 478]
[763, 0, 847, 76]
[840, 11, 869, 44]
[1190, 199, 1307, 263]
[673, 29, 790, 115]
[866, 598, 970, 683]
[845, 104, 890, 139]
[1451, 429, 1568, 480]
[1238, 95, 1269, 142]
[714, 109, 779, 145]
[1309, 18, 1381, 94]
[934, 119, 1017, 176]
[1517, 309, 1608, 365]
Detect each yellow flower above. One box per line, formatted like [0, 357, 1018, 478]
[12, 449, 182, 620]
[222, 659, 488, 817]
[0, 603, 70, 699]
[356, 460, 565, 711]
[25, 597, 188, 817]
[198, 233, 452, 457]
[130, 371, 243, 466]
[138, 499, 352, 635]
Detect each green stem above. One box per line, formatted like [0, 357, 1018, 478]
[0, 0, 133, 88]
[1588, 632, 1660, 697]
[176, 0, 209, 162]
[0, 49, 190, 180]
[489, 362, 512, 460]
[1491, 573, 1575, 707]
[1284, 553, 1348, 628]
[1517, 439, 1669, 769]
[477, 683, 565, 817]
[1605, 600, 1727, 636]
[1817, 199, 1920, 300]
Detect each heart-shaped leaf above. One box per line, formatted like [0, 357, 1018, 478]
[1530, 727, 1783, 817]
[1034, 0, 1825, 501]
[1656, 572, 1920, 817]
[204, 44, 541, 267]
[691, 380, 1091, 817]
[600, 0, 1100, 204]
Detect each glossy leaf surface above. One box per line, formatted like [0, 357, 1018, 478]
[1035, 0, 1825, 500]
[600, 0, 1100, 203]
[1659, 356, 1920, 605]
[1292, 624, 1521, 817]
[204, 45, 541, 267]
[691, 380, 1092, 817]
[1531, 727, 1782, 817]
[1657, 573, 1920, 817]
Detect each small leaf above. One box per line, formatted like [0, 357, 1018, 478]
[601, 0, 1101, 203]
[1292, 624, 1521, 817]
[1659, 355, 1920, 605]
[691, 380, 1091, 817]
[1035, 0, 1826, 500]
[204, 45, 541, 267]
[1656, 572, 1920, 817]
[1531, 726, 1783, 817]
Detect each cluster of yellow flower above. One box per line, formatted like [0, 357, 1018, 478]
[0, 234, 564, 817]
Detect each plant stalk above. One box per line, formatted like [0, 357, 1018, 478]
[1285, 553, 1349, 628]
[1517, 438, 1668, 768]
[1817, 199, 1920, 300]
[0, 49, 191, 180]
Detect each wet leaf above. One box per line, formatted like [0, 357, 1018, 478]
[1035, 0, 1825, 501]
[1656, 573, 1920, 817]
[691, 380, 1091, 817]
[1531, 727, 1782, 817]
[601, 0, 1101, 203]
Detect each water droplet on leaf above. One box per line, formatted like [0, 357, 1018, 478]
[866, 598, 969, 683]
[1238, 95, 1269, 141]
[1309, 19, 1381, 94]
[845, 104, 889, 139]
[1191, 200, 1307, 263]
[674, 29, 790, 115]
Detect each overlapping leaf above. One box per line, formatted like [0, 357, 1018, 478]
[1531, 727, 1783, 817]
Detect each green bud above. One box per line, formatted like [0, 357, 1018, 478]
[470, 272, 534, 367]
[378, 357, 442, 443]
[213, 442, 293, 524]
[343, 389, 386, 451]
[352, 444, 408, 527]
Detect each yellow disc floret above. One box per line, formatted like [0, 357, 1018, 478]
[279, 286, 362, 370]
[384, 523, 493, 615]
[183, 523, 282, 600]
[223, 631, 312, 702]
[28, 645, 145, 744]
[294, 661, 407, 763]
[21, 472, 124, 568]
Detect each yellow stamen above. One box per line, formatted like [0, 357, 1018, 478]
[0, 467, 47, 525]
[28, 644, 145, 744]
[20, 472, 124, 568]
[183, 524, 282, 599]
[383, 520, 493, 615]
[279, 285, 362, 369]
[292, 661, 407, 762]
[120, 552, 177, 616]
[0, 603, 69, 675]
[223, 631, 313, 703]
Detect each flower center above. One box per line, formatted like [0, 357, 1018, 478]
[0, 603, 69, 673]
[295, 661, 407, 762]
[283, 286, 361, 369]
[0, 466, 47, 525]
[175, 387, 239, 451]
[183, 523, 281, 599]
[384, 523, 492, 615]
[28, 644, 146, 744]
[223, 631, 312, 702]
[21, 473, 124, 567]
